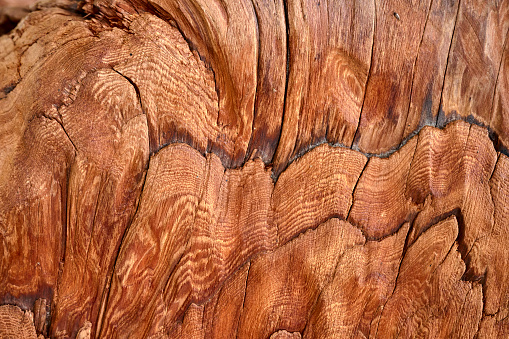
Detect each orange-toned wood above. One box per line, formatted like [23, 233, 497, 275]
[1, 0, 509, 338]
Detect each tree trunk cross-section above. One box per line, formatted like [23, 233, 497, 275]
[0, 0, 508, 338]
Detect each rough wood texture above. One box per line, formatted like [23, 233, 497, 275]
[0, 305, 40, 338]
[1, 0, 509, 338]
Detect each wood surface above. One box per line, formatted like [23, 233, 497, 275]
[0, 0, 508, 338]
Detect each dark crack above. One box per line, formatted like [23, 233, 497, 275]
[243, 0, 260, 164]
[490, 26, 509, 118]
[346, 157, 370, 221]
[374, 221, 412, 338]
[1, 84, 16, 95]
[95, 155, 150, 337]
[111, 68, 145, 115]
[272, 112, 509, 184]
[39, 113, 78, 154]
[402, 0, 434, 140]
[350, 0, 376, 150]
[269, 0, 291, 179]
[435, 0, 461, 127]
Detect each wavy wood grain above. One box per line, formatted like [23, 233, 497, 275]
[1, 1, 509, 338]
[0, 305, 39, 339]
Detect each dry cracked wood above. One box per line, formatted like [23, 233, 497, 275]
[1, 0, 509, 338]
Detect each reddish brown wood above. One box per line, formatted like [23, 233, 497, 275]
[1, 0, 509, 338]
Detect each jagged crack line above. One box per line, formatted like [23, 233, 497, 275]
[374, 223, 411, 338]
[346, 157, 369, 221]
[435, 0, 461, 127]
[38, 113, 78, 153]
[402, 0, 434, 139]
[244, 0, 261, 164]
[111, 68, 145, 115]
[95, 155, 150, 337]
[490, 26, 509, 118]
[270, 0, 291, 179]
[351, 0, 376, 150]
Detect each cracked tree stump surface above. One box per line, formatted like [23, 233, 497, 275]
[0, 0, 509, 338]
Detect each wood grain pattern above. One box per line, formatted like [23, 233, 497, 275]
[238, 219, 365, 338]
[273, 144, 367, 245]
[303, 222, 409, 338]
[272, 0, 374, 175]
[0, 305, 39, 339]
[348, 137, 418, 239]
[440, 0, 509, 130]
[352, 0, 432, 153]
[1, 0, 509, 338]
[377, 216, 482, 338]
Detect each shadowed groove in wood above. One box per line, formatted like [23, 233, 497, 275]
[1, 0, 509, 338]
[94, 120, 504, 338]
